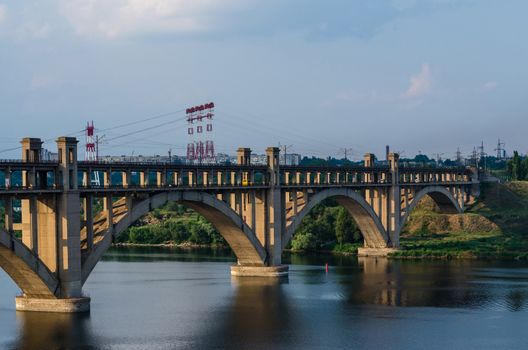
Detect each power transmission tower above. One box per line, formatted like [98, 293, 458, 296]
[477, 141, 487, 171]
[278, 143, 293, 165]
[494, 139, 506, 159]
[471, 147, 478, 168]
[339, 148, 353, 161]
[433, 153, 444, 166]
[456, 148, 463, 165]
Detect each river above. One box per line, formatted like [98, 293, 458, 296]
[1, 247, 528, 349]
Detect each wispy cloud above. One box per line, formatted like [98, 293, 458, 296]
[403, 63, 433, 98]
[58, 0, 253, 38]
[18, 22, 51, 39]
[30, 74, 61, 90]
[0, 4, 7, 24]
[482, 81, 498, 91]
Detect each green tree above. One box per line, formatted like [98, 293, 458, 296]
[335, 207, 351, 245]
[291, 232, 317, 251]
[335, 207, 361, 245]
[508, 151, 523, 180]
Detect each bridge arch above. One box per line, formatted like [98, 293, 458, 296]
[399, 186, 463, 234]
[82, 191, 267, 284]
[282, 188, 389, 250]
[0, 231, 59, 298]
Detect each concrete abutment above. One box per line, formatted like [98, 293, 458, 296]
[231, 265, 289, 277]
[15, 296, 91, 313]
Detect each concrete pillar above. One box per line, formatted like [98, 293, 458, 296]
[15, 136, 90, 312]
[82, 171, 89, 188]
[266, 147, 282, 266]
[21, 197, 38, 253]
[157, 170, 167, 187]
[36, 196, 58, 272]
[188, 171, 195, 186]
[54, 137, 83, 298]
[122, 170, 131, 188]
[4, 197, 13, 232]
[84, 195, 93, 251]
[364, 153, 375, 206]
[388, 153, 400, 248]
[140, 171, 147, 187]
[4, 166, 11, 189]
[292, 191, 298, 215]
[20, 138, 42, 251]
[237, 148, 251, 166]
[254, 190, 266, 246]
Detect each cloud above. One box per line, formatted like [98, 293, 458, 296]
[0, 4, 7, 24]
[30, 75, 61, 90]
[18, 22, 51, 39]
[58, 0, 252, 38]
[403, 63, 433, 98]
[482, 81, 498, 91]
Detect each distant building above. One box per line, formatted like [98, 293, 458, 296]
[281, 153, 301, 166]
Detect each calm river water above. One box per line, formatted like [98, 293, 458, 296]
[1, 247, 528, 349]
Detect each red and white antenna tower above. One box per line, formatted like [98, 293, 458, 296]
[85, 121, 96, 161]
[84, 121, 100, 186]
[186, 102, 215, 163]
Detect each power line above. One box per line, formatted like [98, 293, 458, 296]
[98, 109, 185, 133]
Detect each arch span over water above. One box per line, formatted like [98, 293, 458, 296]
[81, 192, 267, 284]
[282, 188, 389, 249]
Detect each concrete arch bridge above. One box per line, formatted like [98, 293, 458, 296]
[0, 137, 479, 312]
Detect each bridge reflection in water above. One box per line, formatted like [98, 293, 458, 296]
[3, 250, 528, 349]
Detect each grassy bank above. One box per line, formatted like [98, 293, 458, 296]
[395, 181, 528, 259]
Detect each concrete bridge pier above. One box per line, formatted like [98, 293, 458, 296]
[357, 153, 401, 257]
[230, 147, 288, 278]
[15, 137, 90, 313]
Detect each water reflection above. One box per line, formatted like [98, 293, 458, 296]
[11, 312, 93, 350]
[337, 257, 528, 310]
[2, 248, 528, 349]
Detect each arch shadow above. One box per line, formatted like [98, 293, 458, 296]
[282, 188, 389, 249]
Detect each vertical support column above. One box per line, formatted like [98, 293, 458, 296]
[266, 147, 283, 266]
[157, 170, 167, 187]
[188, 170, 195, 187]
[388, 153, 400, 248]
[4, 166, 11, 189]
[84, 194, 93, 251]
[248, 191, 256, 230]
[4, 196, 13, 232]
[140, 171, 147, 187]
[20, 138, 42, 253]
[364, 153, 375, 207]
[254, 190, 266, 247]
[122, 170, 131, 189]
[55, 137, 83, 298]
[173, 171, 180, 186]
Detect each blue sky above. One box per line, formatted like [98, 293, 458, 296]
[0, 0, 526, 160]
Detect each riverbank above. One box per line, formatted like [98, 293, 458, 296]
[113, 242, 229, 249]
[393, 182, 528, 260]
